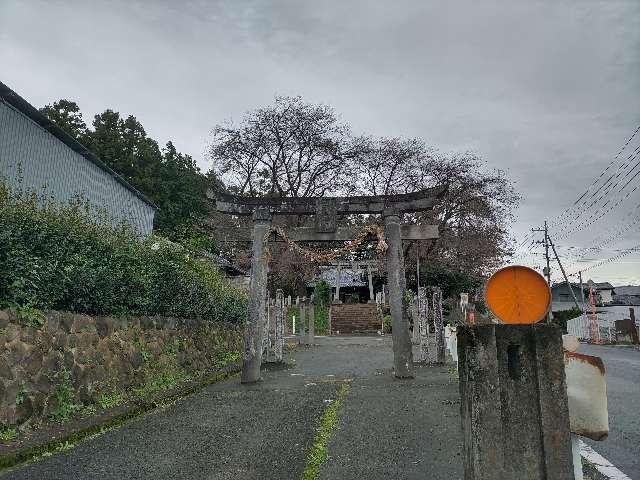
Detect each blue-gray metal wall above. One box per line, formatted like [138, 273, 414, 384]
[0, 100, 155, 236]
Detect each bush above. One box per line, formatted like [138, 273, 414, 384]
[553, 307, 583, 333]
[313, 281, 332, 334]
[0, 184, 247, 323]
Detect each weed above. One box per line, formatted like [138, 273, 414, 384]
[15, 386, 27, 406]
[98, 392, 123, 410]
[140, 348, 151, 363]
[0, 427, 17, 442]
[133, 368, 190, 399]
[215, 351, 240, 369]
[13, 305, 45, 329]
[49, 369, 82, 423]
[301, 383, 350, 480]
[80, 405, 97, 416]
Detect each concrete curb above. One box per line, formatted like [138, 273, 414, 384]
[0, 362, 242, 472]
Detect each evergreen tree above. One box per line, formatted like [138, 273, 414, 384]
[41, 100, 213, 244]
[39, 100, 88, 142]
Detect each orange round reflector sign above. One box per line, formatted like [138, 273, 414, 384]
[485, 265, 550, 324]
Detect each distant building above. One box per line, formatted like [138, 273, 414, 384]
[586, 280, 615, 305]
[612, 285, 640, 306]
[0, 81, 156, 236]
[551, 279, 616, 311]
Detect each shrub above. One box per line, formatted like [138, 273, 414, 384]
[553, 307, 583, 333]
[0, 183, 247, 323]
[313, 281, 332, 334]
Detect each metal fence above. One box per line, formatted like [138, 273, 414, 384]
[567, 314, 636, 344]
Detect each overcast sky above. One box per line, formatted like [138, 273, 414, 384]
[2, 0, 639, 284]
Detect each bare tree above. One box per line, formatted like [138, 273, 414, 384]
[209, 98, 519, 291]
[350, 138, 519, 276]
[210, 96, 359, 198]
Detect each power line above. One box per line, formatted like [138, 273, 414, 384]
[567, 242, 640, 277]
[547, 125, 640, 230]
[552, 146, 640, 240]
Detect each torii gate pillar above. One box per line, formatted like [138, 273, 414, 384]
[384, 210, 414, 378]
[241, 208, 271, 383]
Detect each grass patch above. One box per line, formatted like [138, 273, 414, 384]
[97, 392, 123, 410]
[133, 369, 191, 398]
[0, 428, 17, 442]
[301, 383, 350, 480]
[49, 370, 82, 423]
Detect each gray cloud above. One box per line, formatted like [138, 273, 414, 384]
[1, 0, 639, 282]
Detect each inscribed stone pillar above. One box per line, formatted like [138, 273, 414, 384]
[335, 266, 341, 303]
[367, 264, 375, 302]
[274, 289, 284, 362]
[417, 287, 429, 362]
[433, 287, 445, 364]
[384, 211, 414, 378]
[241, 208, 271, 384]
[457, 324, 573, 479]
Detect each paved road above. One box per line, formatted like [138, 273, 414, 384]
[579, 344, 640, 479]
[1, 336, 462, 480]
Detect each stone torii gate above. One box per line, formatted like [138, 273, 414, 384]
[212, 188, 442, 383]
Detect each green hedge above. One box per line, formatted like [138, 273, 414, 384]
[0, 184, 247, 323]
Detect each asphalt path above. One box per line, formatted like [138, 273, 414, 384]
[1, 336, 462, 480]
[579, 344, 640, 479]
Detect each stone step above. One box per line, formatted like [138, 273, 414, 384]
[330, 304, 382, 334]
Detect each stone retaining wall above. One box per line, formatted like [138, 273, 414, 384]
[0, 310, 242, 429]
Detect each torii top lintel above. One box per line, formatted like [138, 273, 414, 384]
[209, 185, 446, 216]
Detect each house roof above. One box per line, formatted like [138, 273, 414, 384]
[614, 285, 640, 296]
[551, 281, 584, 290]
[199, 251, 247, 277]
[0, 80, 157, 209]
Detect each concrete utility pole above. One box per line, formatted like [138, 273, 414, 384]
[578, 271, 588, 326]
[532, 221, 553, 322]
[548, 234, 581, 310]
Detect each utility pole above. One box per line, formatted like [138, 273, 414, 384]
[532, 221, 553, 322]
[578, 271, 587, 320]
[548, 234, 581, 310]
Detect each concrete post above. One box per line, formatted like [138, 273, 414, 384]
[367, 263, 375, 302]
[433, 287, 445, 364]
[241, 208, 271, 384]
[417, 287, 429, 362]
[457, 324, 574, 479]
[411, 294, 420, 344]
[274, 289, 284, 362]
[298, 302, 306, 344]
[384, 211, 414, 378]
[262, 297, 271, 359]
